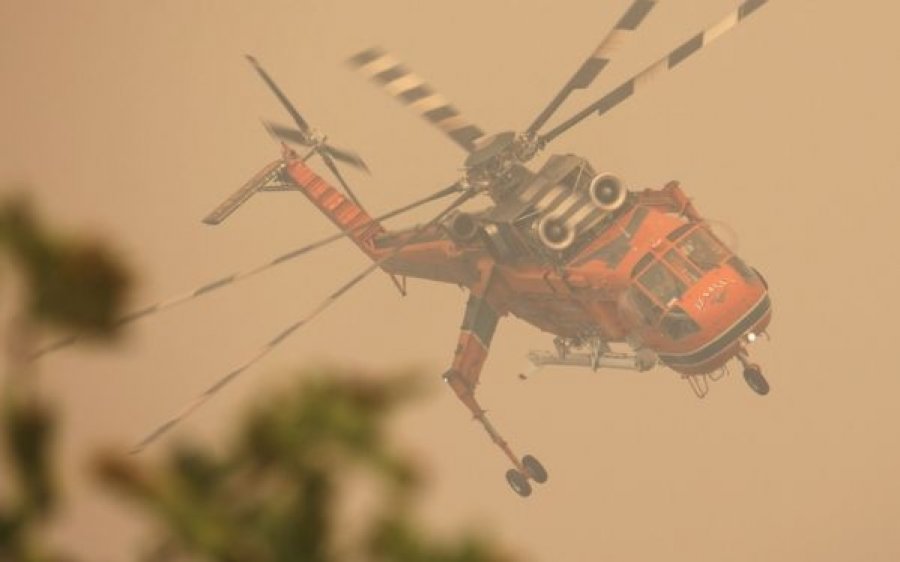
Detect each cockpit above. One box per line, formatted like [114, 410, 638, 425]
[627, 222, 739, 341]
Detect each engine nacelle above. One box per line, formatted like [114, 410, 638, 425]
[536, 215, 576, 251]
[588, 173, 627, 211]
[446, 211, 479, 243]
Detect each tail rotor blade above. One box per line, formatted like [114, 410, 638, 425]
[245, 55, 311, 135]
[526, 0, 658, 135]
[320, 143, 369, 174]
[263, 121, 312, 146]
[131, 183, 473, 452]
[30, 184, 463, 360]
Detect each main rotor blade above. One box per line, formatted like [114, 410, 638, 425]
[526, 0, 658, 136]
[131, 184, 474, 453]
[30, 183, 463, 360]
[319, 150, 363, 208]
[246, 55, 311, 135]
[347, 47, 485, 153]
[540, 0, 770, 146]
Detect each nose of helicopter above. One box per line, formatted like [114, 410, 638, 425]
[655, 258, 771, 375]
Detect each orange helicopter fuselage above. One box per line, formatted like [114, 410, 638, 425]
[287, 158, 771, 377]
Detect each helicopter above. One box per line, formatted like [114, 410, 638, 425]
[37, 0, 773, 497]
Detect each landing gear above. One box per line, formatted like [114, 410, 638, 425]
[742, 364, 769, 395]
[522, 454, 548, 483]
[737, 349, 770, 395]
[505, 455, 549, 497]
[505, 469, 532, 497]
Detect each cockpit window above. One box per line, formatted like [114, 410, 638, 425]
[639, 262, 686, 306]
[678, 229, 729, 272]
[664, 249, 701, 283]
[660, 306, 700, 340]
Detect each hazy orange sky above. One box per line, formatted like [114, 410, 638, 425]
[2, 1, 899, 560]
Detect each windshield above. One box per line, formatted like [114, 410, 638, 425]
[664, 249, 701, 283]
[660, 306, 700, 340]
[677, 229, 729, 272]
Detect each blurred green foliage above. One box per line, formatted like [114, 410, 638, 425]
[99, 371, 511, 562]
[0, 194, 512, 562]
[0, 196, 130, 338]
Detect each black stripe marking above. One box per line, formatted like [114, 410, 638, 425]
[668, 33, 704, 68]
[617, 0, 656, 30]
[268, 322, 302, 347]
[594, 80, 635, 117]
[205, 368, 245, 396]
[374, 64, 408, 84]
[194, 275, 236, 296]
[739, 0, 768, 19]
[117, 304, 159, 325]
[571, 58, 608, 89]
[398, 85, 433, 104]
[348, 48, 383, 67]
[424, 105, 458, 123]
[448, 127, 483, 148]
[132, 419, 178, 452]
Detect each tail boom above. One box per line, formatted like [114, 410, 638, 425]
[286, 158, 385, 260]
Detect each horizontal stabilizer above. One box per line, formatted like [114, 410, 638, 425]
[202, 160, 286, 225]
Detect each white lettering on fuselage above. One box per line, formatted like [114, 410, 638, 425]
[695, 278, 735, 312]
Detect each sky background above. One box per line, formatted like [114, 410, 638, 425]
[2, 1, 899, 560]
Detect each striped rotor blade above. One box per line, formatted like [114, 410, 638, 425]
[321, 143, 369, 174]
[527, 0, 658, 135]
[264, 121, 312, 146]
[541, 0, 770, 146]
[29, 183, 463, 361]
[203, 160, 284, 225]
[347, 47, 485, 153]
[319, 150, 363, 207]
[246, 55, 311, 135]
[131, 184, 472, 453]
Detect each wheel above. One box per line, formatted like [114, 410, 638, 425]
[505, 469, 532, 497]
[743, 365, 770, 396]
[522, 454, 548, 484]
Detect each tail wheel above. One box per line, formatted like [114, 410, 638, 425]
[743, 365, 770, 396]
[522, 455, 548, 484]
[505, 469, 532, 497]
